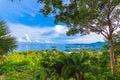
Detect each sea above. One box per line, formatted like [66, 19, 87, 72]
[15, 42, 105, 52]
[16, 42, 66, 52]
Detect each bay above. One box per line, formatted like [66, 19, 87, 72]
[16, 42, 66, 52]
[16, 42, 105, 52]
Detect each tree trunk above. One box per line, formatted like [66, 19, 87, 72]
[109, 37, 116, 74]
[78, 73, 80, 80]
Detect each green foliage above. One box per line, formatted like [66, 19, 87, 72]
[0, 21, 17, 55]
[0, 50, 120, 80]
[103, 31, 120, 55]
[38, 0, 120, 36]
[38, 0, 120, 74]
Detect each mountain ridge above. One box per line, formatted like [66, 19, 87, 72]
[66, 41, 105, 46]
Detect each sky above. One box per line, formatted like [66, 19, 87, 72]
[0, 0, 104, 43]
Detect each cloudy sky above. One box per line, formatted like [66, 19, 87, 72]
[0, 0, 104, 43]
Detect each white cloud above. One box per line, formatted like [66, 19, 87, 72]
[8, 23, 67, 43]
[0, 0, 106, 44]
[44, 40, 55, 43]
[53, 25, 68, 37]
[25, 34, 31, 42]
[66, 33, 104, 43]
[54, 25, 68, 34]
[8, 23, 104, 43]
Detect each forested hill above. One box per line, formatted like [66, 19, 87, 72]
[65, 41, 105, 52]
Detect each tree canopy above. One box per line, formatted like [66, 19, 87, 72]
[38, 0, 120, 74]
[38, 0, 120, 36]
[0, 21, 17, 55]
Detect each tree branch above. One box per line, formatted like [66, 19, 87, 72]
[113, 18, 120, 31]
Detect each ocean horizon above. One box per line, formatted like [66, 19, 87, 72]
[15, 41, 105, 52]
[16, 42, 65, 52]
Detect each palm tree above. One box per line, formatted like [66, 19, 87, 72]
[0, 21, 17, 55]
[61, 51, 91, 80]
[51, 52, 69, 80]
[40, 50, 92, 80]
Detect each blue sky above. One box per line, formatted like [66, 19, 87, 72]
[0, 0, 104, 43]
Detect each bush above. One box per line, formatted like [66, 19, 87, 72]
[0, 50, 120, 80]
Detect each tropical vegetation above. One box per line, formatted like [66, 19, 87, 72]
[0, 21, 17, 55]
[103, 31, 120, 53]
[0, 50, 120, 80]
[2, 0, 120, 79]
[38, 0, 120, 74]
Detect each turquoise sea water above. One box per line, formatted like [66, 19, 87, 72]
[16, 42, 66, 52]
[16, 42, 105, 52]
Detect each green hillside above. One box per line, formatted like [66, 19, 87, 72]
[0, 50, 120, 80]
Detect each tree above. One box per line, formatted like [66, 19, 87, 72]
[38, 0, 120, 74]
[0, 21, 17, 55]
[112, 31, 120, 52]
[60, 51, 90, 80]
[104, 31, 120, 53]
[111, 31, 120, 58]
